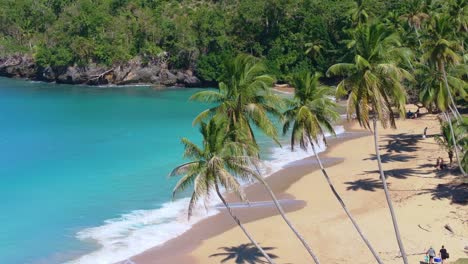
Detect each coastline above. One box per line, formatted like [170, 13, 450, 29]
[128, 114, 467, 264]
[124, 122, 370, 264]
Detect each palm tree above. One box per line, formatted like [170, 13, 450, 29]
[422, 15, 467, 175]
[417, 63, 467, 113]
[190, 54, 283, 147]
[327, 23, 412, 264]
[422, 14, 463, 119]
[435, 117, 468, 172]
[171, 119, 275, 264]
[349, 0, 370, 25]
[282, 72, 384, 263]
[400, 0, 430, 47]
[447, 0, 467, 33]
[191, 54, 322, 263]
[435, 119, 457, 165]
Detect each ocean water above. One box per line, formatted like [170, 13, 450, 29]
[0, 77, 343, 264]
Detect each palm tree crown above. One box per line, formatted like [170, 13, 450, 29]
[327, 23, 412, 129]
[171, 118, 256, 219]
[190, 54, 283, 147]
[283, 72, 339, 150]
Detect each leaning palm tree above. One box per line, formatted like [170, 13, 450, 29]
[190, 54, 283, 147]
[282, 72, 384, 263]
[422, 14, 463, 120]
[422, 15, 467, 175]
[191, 54, 321, 263]
[417, 63, 467, 114]
[327, 23, 413, 264]
[171, 119, 275, 264]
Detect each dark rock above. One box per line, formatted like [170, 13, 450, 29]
[0, 54, 207, 87]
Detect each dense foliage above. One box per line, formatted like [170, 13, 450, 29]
[0, 0, 413, 82]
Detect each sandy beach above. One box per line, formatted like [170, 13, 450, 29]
[128, 111, 467, 264]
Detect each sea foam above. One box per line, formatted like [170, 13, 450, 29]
[67, 126, 345, 264]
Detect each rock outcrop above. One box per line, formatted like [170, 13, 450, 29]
[0, 54, 202, 87]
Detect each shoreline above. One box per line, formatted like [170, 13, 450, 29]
[125, 122, 370, 264]
[128, 115, 467, 264]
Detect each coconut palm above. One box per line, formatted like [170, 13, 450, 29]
[435, 119, 457, 165]
[171, 118, 275, 264]
[422, 14, 463, 119]
[447, 0, 467, 33]
[422, 15, 467, 175]
[349, 0, 370, 25]
[327, 23, 413, 264]
[282, 72, 384, 263]
[435, 117, 468, 172]
[191, 54, 322, 263]
[417, 63, 467, 113]
[400, 0, 430, 47]
[190, 54, 283, 147]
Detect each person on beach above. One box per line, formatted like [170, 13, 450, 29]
[427, 246, 436, 263]
[435, 157, 442, 170]
[423, 127, 428, 138]
[439, 245, 449, 263]
[440, 159, 446, 170]
[415, 108, 420, 118]
[407, 110, 414, 119]
[448, 151, 453, 165]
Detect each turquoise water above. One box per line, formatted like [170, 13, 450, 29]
[0, 78, 213, 264]
[0, 77, 343, 264]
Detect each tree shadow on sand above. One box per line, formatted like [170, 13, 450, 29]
[361, 168, 426, 179]
[364, 153, 415, 163]
[383, 133, 422, 153]
[426, 183, 468, 205]
[345, 178, 386, 192]
[210, 243, 279, 264]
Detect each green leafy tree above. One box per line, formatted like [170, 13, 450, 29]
[327, 23, 412, 264]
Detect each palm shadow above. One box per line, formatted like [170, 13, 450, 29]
[210, 243, 278, 264]
[383, 133, 422, 153]
[362, 168, 425, 179]
[345, 178, 385, 192]
[364, 153, 415, 163]
[427, 183, 468, 205]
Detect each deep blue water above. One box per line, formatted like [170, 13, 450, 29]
[0, 78, 212, 264]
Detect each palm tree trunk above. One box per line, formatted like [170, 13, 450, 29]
[414, 27, 422, 48]
[309, 144, 384, 264]
[214, 184, 276, 264]
[439, 60, 462, 120]
[372, 118, 408, 264]
[442, 112, 467, 176]
[255, 177, 320, 263]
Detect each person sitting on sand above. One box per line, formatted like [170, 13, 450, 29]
[427, 246, 436, 263]
[439, 245, 449, 264]
[407, 110, 413, 119]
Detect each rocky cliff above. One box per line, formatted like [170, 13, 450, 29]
[0, 54, 202, 87]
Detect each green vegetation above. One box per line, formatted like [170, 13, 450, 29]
[169, 0, 466, 263]
[2, 0, 465, 263]
[0, 0, 418, 82]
